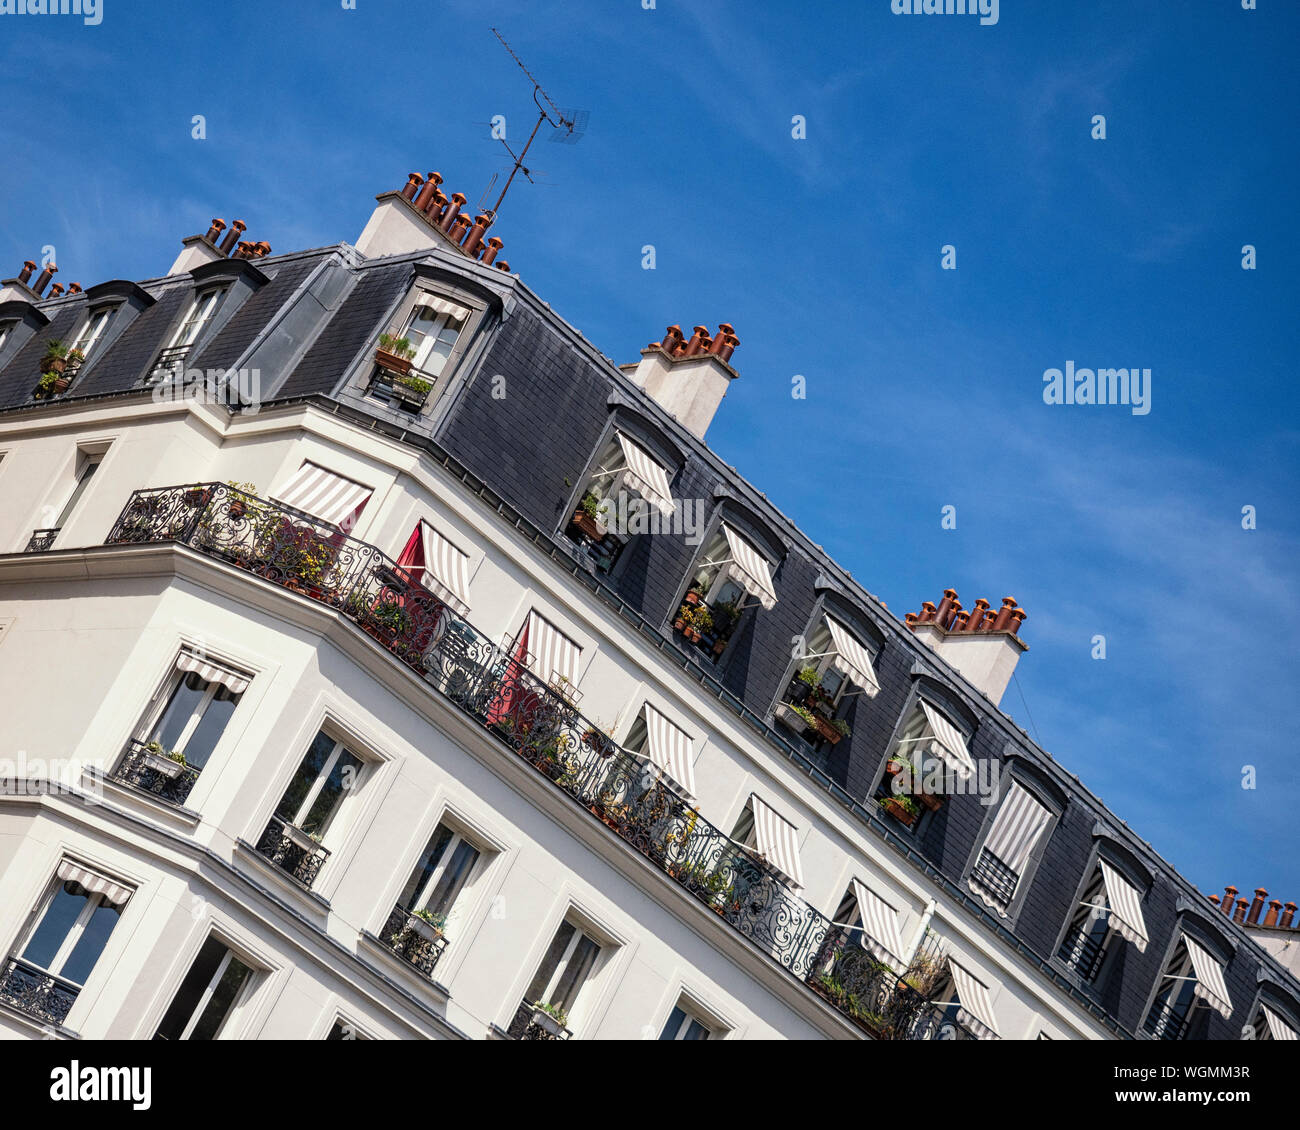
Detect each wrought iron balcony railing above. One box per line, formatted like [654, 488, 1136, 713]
[368, 368, 434, 414]
[378, 904, 448, 977]
[1058, 923, 1107, 983]
[255, 814, 331, 888]
[0, 957, 80, 1027]
[110, 739, 202, 807]
[1143, 998, 1193, 1041]
[145, 344, 193, 386]
[104, 483, 961, 1038]
[507, 999, 573, 1040]
[24, 528, 60, 553]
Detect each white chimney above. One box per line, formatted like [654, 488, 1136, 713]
[906, 593, 1027, 707]
[621, 324, 739, 441]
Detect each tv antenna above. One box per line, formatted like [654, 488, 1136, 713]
[486, 27, 583, 220]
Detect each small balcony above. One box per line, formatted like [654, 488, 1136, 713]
[368, 353, 435, 415]
[507, 999, 573, 1041]
[672, 590, 740, 660]
[1143, 998, 1193, 1041]
[0, 957, 79, 1027]
[24, 528, 60, 553]
[255, 814, 330, 888]
[110, 739, 201, 807]
[378, 904, 448, 978]
[145, 344, 192, 386]
[563, 495, 625, 575]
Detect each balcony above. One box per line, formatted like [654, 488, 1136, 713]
[24, 528, 60, 553]
[0, 958, 79, 1027]
[145, 345, 192, 386]
[506, 999, 573, 1041]
[672, 591, 739, 660]
[104, 482, 963, 1038]
[378, 904, 448, 978]
[110, 739, 201, 807]
[1143, 998, 1193, 1041]
[255, 815, 330, 888]
[368, 364, 434, 414]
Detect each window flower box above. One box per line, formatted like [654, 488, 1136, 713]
[531, 1004, 568, 1037]
[879, 796, 920, 827]
[141, 747, 186, 780]
[570, 508, 606, 541]
[811, 712, 844, 746]
[405, 912, 445, 944]
[277, 821, 320, 852]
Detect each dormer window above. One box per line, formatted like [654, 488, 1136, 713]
[1142, 930, 1233, 1039]
[565, 431, 676, 573]
[774, 614, 879, 752]
[65, 306, 113, 375]
[876, 696, 975, 828]
[1057, 856, 1149, 982]
[148, 285, 227, 385]
[674, 522, 777, 660]
[370, 294, 471, 414]
[0, 320, 12, 351]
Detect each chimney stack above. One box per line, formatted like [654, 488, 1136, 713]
[905, 590, 1028, 706]
[356, 171, 512, 267]
[622, 321, 741, 441]
[19, 260, 36, 285]
[1221, 886, 1237, 915]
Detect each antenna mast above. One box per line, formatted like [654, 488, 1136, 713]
[486, 27, 576, 220]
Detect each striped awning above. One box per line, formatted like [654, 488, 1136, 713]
[825, 615, 880, 697]
[1099, 860, 1149, 952]
[525, 610, 581, 690]
[615, 432, 674, 516]
[176, 649, 250, 696]
[749, 795, 804, 888]
[987, 783, 1051, 873]
[1183, 933, 1233, 1020]
[720, 524, 777, 610]
[851, 879, 905, 967]
[949, 959, 1001, 1040]
[1262, 1003, 1298, 1041]
[919, 700, 975, 781]
[419, 521, 472, 615]
[411, 295, 470, 321]
[273, 462, 373, 532]
[56, 860, 132, 907]
[642, 704, 695, 795]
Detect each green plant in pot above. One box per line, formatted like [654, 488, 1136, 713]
[39, 339, 69, 374]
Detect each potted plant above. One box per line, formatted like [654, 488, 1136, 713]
[33, 370, 71, 399]
[141, 741, 187, 780]
[224, 481, 257, 520]
[916, 789, 944, 812]
[570, 491, 607, 541]
[371, 599, 412, 640]
[885, 754, 913, 778]
[775, 701, 818, 735]
[277, 819, 320, 852]
[38, 339, 69, 375]
[811, 714, 850, 746]
[531, 1000, 569, 1036]
[689, 605, 713, 643]
[376, 333, 416, 375]
[582, 726, 615, 758]
[405, 907, 447, 942]
[391, 373, 432, 408]
[879, 794, 921, 827]
[683, 585, 704, 607]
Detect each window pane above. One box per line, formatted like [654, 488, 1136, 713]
[188, 954, 254, 1040]
[60, 899, 122, 985]
[276, 731, 337, 823]
[180, 688, 238, 769]
[22, 883, 90, 971]
[155, 937, 226, 1040]
[683, 1018, 710, 1040]
[552, 935, 600, 1012]
[55, 459, 100, 528]
[525, 921, 575, 1004]
[659, 1005, 686, 1040]
[151, 672, 208, 752]
[398, 825, 454, 909]
[425, 839, 480, 918]
[299, 749, 363, 837]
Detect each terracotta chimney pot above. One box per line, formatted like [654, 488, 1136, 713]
[717, 333, 738, 362]
[482, 236, 504, 265]
[918, 600, 937, 623]
[47, 283, 64, 298]
[1249, 888, 1268, 924]
[68, 283, 82, 294]
[402, 173, 424, 201]
[991, 597, 1017, 632]
[683, 326, 709, 357]
[495, 260, 510, 272]
[19, 260, 36, 284]
[440, 192, 467, 233]
[966, 598, 991, 631]
[1234, 898, 1249, 923]
[1007, 608, 1027, 636]
[934, 590, 956, 628]
[218, 220, 246, 256]
[413, 174, 439, 212]
[32, 263, 57, 295]
[204, 218, 226, 243]
[1282, 903, 1297, 929]
[1264, 900, 1283, 927]
[463, 213, 492, 256]
[1222, 885, 1237, 915]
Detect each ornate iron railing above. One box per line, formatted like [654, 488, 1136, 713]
[24, 528, 60, 553]
[255, 815, 331, 888]
[368, 369, 433, 414]
[111, 739, 201, 807]
[378, 904, 448, 977]
[145, 344, 193, 386]
[104, 483, 958, 1037]
[1143, 997, 1193, 1041]
[507, 999, 573, 1040]
[0, 957, 80, 1027]
[1058, 923, 1107, 983]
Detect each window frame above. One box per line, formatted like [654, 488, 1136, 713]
[67, 305, 114, 362]
[871, 688, 976, 831]
[14, 871, 129, 988]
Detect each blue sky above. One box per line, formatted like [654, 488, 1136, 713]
[2, 0, 1296, 901]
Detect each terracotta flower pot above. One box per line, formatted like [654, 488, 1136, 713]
[375, 348, 413, 376]
[684, 591, 702, 606]
[880, 797, 918, 827]
[812, 714, 843, 745]
[917, 791, 943, 812]
[40, 357, 67, 375]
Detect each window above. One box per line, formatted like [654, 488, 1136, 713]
[394, 519, 472, 614]
[53, 451, 102, 533]
[660, 1002, 713, 1040]
[1247, 998, 1298, 1041]
[621, 703, 695, 795]
[149, 286, 226, 383]
[564, 431, 675, 574]
[1143, 932, 1233, 1040]
[520, 609, 581, 691]
[775, 614, 879, 751]
[399, 296, 468, 377]
[326, 1018, 370, 1040]
[0, 862, 132, 1026]
[521, 920, 601, 1023]
[967, 781, 1053, 914]
[66, 307, 113, 368]
[922, 956, 1001, 1041]
[731, 795, 804, 889]
[838, 880, 906, 968]
[0, 320, 12, 351]
[154, 937, 257, 1040]
[675, 522, 777, 660]
[1058, 857, 1148, 982]
[875, 697, 974, 827]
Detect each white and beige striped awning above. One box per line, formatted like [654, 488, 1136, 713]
[642, 703, 696, 795]
[720, 524, 777, 610]
[919, 700, 975, 781]
[56, 859, 133, 907]
[525, 610, 581, 690]
[968, 782, 1052, 912]
[1183, 933, 1233, 1020]
[615, 432, 675, 516]
[419, 521, 472, 615]
[749, 795, 804, 888]
[824, 615, 880, 697]
[273, 462, 373, 532]
[851, 879, 905, 968]
[1262, 1003, 1298, 1041]
[411, 295, 470, 321]
[1099, 860, 1149, 952]
[176, 649, 250, 696]
[949, 959, 1001, 1040]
